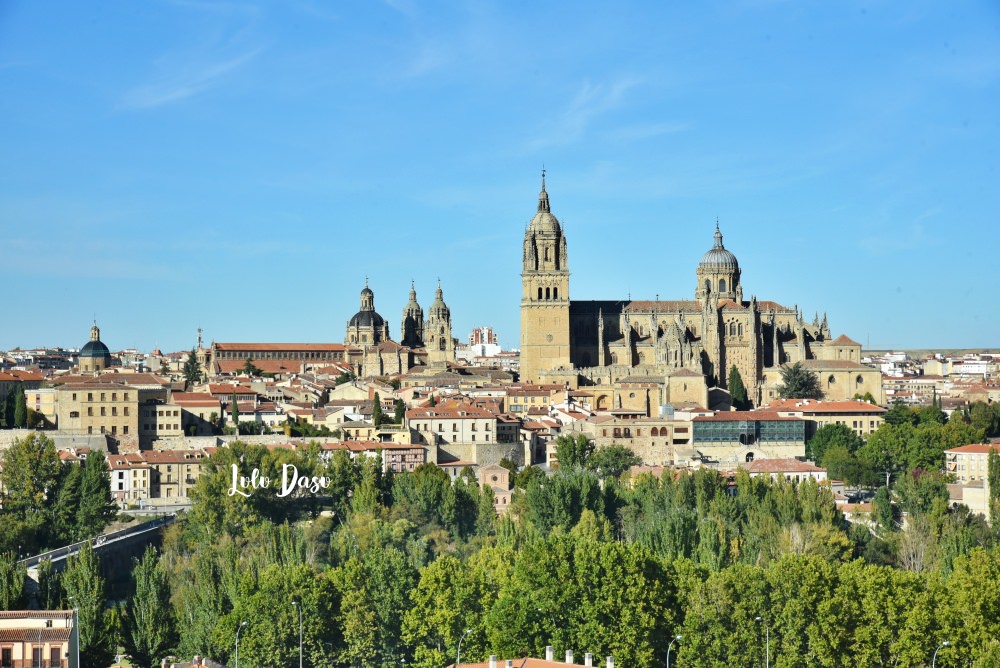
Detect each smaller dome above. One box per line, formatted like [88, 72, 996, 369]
[699, 225, 739, 272]
[80, 339, 111, 359]
[360, 284, 373, 298]
[349, 310, 385, 328]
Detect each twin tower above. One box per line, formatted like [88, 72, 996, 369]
[345, 279, 454, 366]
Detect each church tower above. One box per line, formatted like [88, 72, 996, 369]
[424, 281, 454, 367]
[520, 171, 571, 382]
[401, 282, 424, 348]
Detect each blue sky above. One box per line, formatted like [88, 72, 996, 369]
[1, 1, 998, 353]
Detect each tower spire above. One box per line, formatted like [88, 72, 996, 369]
[537, 167, 550, 213]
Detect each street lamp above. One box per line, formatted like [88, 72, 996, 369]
[457, 628, 472, 666]
[932, 641, 950, 668]
[667, 634, 682, 668]
[292, 601, 303, 668]
[235, 621, 248, 668]
[755, 617, 769, 668]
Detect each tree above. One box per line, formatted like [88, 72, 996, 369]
[75, 451, 118, 540]
[0, 551, 27, 610]
[807, 423, 864, 462]
[884, 401, 917, 427]
[231, 392, 239, 426]
[242, 358, 262, 377]
[776, 362, 823, 400]
[428, 394, 436, 408]
[728, 365, 750, 410]
[125, 547, 175, 668]
[372, 392, 384, 428]
[393, 399, 405, 425]
[62, 544, 115, 668]
[182, 349, 202, 390]
[554, 433, 594, 468]
[988, 449, 1000, 523]
[587, 444, 642, 479]
[13, 385, 26, 428]
[0, 433, 60, 552]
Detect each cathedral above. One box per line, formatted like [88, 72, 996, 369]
[519, 173, 883, 411]
[345, 279, 455, 377]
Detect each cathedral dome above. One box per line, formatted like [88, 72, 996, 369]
[699, 225, 739, 272]
[349, 310, 385, 328]
[80, 339, 111, 359]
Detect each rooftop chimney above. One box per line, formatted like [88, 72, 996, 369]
[546, 646, 554, 661]
[606, 658, 615, 668]
[566, 650, 574, 664]
[489, 656, 497, 668]
[585, 653, 594, 666]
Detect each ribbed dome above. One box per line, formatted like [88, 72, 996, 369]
[699, 225, 739, 272]
[349, 310, 385, 328]
[528, 171, 561, 234]
[79, 339, 111, 359]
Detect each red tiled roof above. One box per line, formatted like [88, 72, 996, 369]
[831, 334, 860, 345]
[745, 458, 826, 474]
[945, 443, 1000, 454]
[763, 399, 886, 414]
[214, 343, 346, 352]
[695, 411, 801, 422]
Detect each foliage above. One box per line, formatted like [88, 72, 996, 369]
[727, 364, 750, 410]
[393, 399, 405, 424]
[776, 362, 823, 400]
[554, 433, 594, 468]
[182, 349, 203, 389]
[0, 551, 27, 610]
[62, 544, 116, 668]
[13, 385, 27, 428]
[230, 392, 239, 426]
[884, 401, 918, 427]
[125, 547, 175, 668]
[807, 423, 864, 462]
[587, 444, 642, 479]
[373, 391, 384, 428]
[242, 358, 263, 377]
[76, 450, 118, 540]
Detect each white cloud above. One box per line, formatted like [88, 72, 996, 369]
[121, 47, 262, 109]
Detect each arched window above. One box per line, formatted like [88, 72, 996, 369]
[719, 279, 727, 293]
[544, 247, 550, 261]
[538, 287, 543, 300]
[553, 287, 558, 299]
[738, 323, 743, 336]
[704, 279, 711, 292]
[545, 287, 551, 299]
[611, 352, 618, 364]
[828, 375, 836, 385]
[746, 452, 755, 463]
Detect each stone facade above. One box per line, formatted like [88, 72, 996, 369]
[518, 174, 882, 409]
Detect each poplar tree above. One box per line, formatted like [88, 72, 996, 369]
[13, 385, 27, 428]
[372, 392, 384, 427]
[125, 547, 175, 668]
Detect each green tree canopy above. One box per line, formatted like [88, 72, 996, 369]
[776, 362, 823, 400]
[372, 392, 384, 428]
[728, 364, 751, 410]
[587, 444, 642, 479]
[182, 349, 203, 390]
[807, 423, 864, 462]
[242, 358, 263, 377]
[125, 547, 175, 668]
[554, 433, 594, 469]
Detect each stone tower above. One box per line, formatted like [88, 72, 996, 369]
[519, 171, 571, 382]
[400, 281, 424, 348]
[424, 281, 454, 367]
[79, 322, 112, 373]
[695, 223, 742, 302]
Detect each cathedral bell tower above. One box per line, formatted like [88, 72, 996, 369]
[425, 280, 454, 367]
[519, 170, 571, 382]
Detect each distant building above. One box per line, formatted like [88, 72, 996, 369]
[78, 323, 114, 373]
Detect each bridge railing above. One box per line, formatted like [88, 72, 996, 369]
[18, 514, 177, 568]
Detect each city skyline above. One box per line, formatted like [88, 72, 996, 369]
[2, 1, 999, 352]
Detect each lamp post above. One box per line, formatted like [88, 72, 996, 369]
[755, 616, 769, 668]
[666, 634, 682, 668]
[932, 641, 950, 668]
[235, 621, 248, 668]
[457, 628, 472, 666]
[292, 601, 303, 668]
